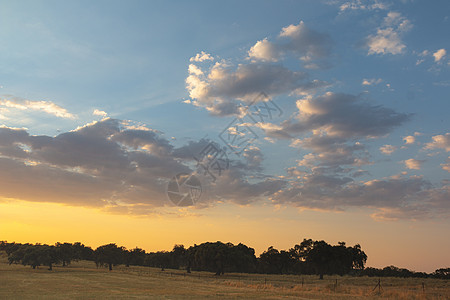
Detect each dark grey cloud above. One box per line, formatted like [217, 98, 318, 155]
[0, 119, 285, 212]
[269, 92, 410, 139]
[273, 171, 449, 219]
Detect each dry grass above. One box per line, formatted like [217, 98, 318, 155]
[0, 253, 448, 299]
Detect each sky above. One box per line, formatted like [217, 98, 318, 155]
[0, 0, 449, 273]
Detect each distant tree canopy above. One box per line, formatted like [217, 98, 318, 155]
[0, 239, 447, 279]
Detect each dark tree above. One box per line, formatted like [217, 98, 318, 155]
[72, 242, 94, 261]
[305, 241, 334, 279]
[94, 243, 125, 271]
[56, 243, 78, 266]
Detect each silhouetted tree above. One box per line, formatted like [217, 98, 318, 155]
[94, 243, 125, 271]
[56, 243, 78, 266]
[433, 268, 450, 279]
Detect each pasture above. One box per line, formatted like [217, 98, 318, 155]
[0, 253, 448, 299]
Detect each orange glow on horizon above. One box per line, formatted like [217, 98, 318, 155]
[1, 199, 449, 273]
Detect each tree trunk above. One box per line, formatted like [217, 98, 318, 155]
[108, 263, 112, 271]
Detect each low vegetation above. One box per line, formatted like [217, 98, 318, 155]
[0, 253, 449, 299]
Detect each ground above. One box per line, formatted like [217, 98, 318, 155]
[0, 254, 448, 299]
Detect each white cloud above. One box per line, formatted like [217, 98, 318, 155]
[188, 64, 204, 76]
[433, 48, 446, 62]
[367, 28, 405, 55]
[0, 95, 76, 119]
[424, 133, 450, 152]
[366, 11, 412, 55]
[248, 38, 280, 62]
[93, 109, 107, 117]
[190, 51, 213, 62]
[404, 158, 424, 170]
[380, 144, 397, 155]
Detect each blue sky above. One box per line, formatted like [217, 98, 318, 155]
[0, 0, 449, 271]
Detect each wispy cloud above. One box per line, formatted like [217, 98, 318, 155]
[0, 95, 76, 119]
[337, 0, 389, 12]
[362, 78, 383, 86]
[380, 144, 397, 155]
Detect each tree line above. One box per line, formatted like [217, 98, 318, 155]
[0, 239, 448, 279]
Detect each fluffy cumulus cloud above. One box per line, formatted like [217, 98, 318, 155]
[0, 95, 76, 119]
[424, 133, 450, 152]
[184, 21, 333, 116]
[190, 51, 213, 62]
[366, 11, 412, 55]
[248, 21, 332, 64]
[186, 60, 322, 116]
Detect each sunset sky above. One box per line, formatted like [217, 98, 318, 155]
[0, 0, 449, 273]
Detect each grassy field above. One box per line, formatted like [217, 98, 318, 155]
[0, 254, 448, 299]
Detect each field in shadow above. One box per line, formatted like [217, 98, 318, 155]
[0, 253, 448, 299]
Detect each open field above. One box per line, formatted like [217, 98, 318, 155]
[0, 254, 449, 299]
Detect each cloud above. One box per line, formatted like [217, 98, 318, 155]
[442, 157, 450, 173]
[433, 48, 446, 62]
[338, 0, 389, 12]
[186, 61, 310, 116]
[366, 11, 412, 55]
[273, 92, 410, 139]
[190, 51, 213, 62]
[362, 78, 383, 86]
[424, 133, 450, 152]
[185, 21, 332, 116]
[0, 95, 76, 119]
[0, 119, 289, 213]
[293, 134, 370, 168]
[273, 171, 449, 220]
[93, 109, 107, 117]
[380, 144, 397, 155]
[0, 119, 188, 209]
[248, 21, 332, 64]
[248, 38, 280, 62]
[403, 135, 415, 144]
[404, 158, 425, 170]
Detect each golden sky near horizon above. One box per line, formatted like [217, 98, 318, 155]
[1, 198, 448, 273]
